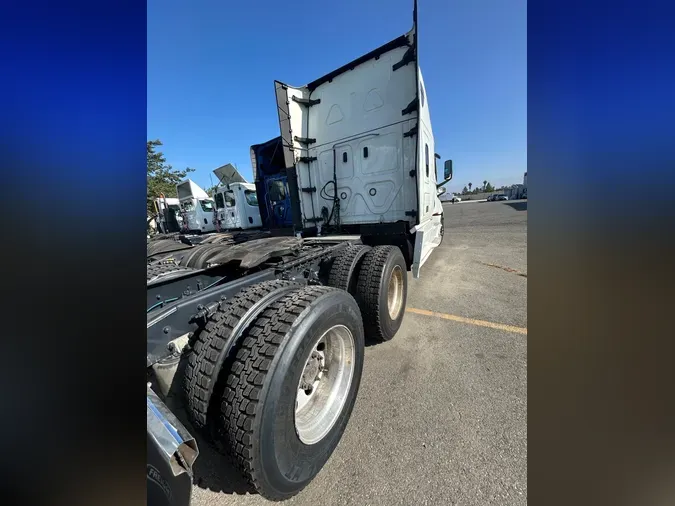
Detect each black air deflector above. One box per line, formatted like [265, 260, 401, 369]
[294, 136, 316, 144]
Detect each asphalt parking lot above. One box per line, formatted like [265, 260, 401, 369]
[190, 199, 527, 506]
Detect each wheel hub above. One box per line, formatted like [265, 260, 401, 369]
[387, 265, 404, 320]
[300, 351, 324, 391]
[295, 325, 355, 445]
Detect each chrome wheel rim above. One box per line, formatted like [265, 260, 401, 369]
[295, 324, 355, 445]
[387, 265, 404, 320]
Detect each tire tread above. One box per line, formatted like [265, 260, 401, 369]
[220, 285, 338, 497]
[327, 244, 370, 292]
[355, 245, 401, 341]
[183, 279, 298, 430]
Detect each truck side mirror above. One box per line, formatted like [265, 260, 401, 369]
[437, 186, 447, 197]
[444, 160, 453, 180]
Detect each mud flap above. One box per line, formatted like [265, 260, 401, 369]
[147, 387, 199, 506]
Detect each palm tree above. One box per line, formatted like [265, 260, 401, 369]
[483, 180, 487, 191]
[468, 182, 472, 191]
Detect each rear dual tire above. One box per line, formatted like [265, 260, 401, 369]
[221, 286, 364, 501]
[355, 245, 408, 342]
[329, 243, 409, 343]
[327, 244, 371, 294]
[184, 282, 365, 501]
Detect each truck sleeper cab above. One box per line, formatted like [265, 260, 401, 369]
[274, 5, 451, 277]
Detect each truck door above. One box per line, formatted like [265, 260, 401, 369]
[222, 191, 238, 229]
[414, 70, 442, 272]
[242, 188, 262, 228]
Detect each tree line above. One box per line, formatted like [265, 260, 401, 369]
[460, 180, 503, 195]
[147, 139, 194, 214]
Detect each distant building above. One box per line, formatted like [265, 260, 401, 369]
[523, 171, 527, 186]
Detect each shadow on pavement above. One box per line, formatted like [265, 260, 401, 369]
[190, 430, 254, 495]
[159, 361, 255, 496]
[504, 201, 527, 211]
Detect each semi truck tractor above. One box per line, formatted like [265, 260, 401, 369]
[176, 179, 217, 234]
[147, 1, 452, 501]
[212, 163, 264, 231]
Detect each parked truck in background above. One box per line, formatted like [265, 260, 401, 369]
[176, 179, 217, 234]
[150, 196, 183, 235]
[212, 163, 263, 231]
[147, 1, 452, 502]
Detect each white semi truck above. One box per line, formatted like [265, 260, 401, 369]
[212, 163, 263, 231]
[150, 196, 183, 234]
[147, 1, 452, 502]
[176, 179, 218, 234]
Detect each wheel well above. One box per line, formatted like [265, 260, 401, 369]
[360, 234, 413, 270]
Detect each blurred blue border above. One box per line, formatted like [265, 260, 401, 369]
[529, 0, 675, 203]
[1, 2, 146, 223]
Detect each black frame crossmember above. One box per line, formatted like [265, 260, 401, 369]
[298, 156, 317, 163]
[292, 96, 321, 107]
[403, 125, 418, 138]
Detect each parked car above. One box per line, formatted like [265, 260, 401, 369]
[450, 195, 462, 203]
[488, 194, 508, 201]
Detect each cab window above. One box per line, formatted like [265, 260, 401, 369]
[245, 190, 258, 206]
[214, 193, 225, 209]
[199, 200, 214, 212]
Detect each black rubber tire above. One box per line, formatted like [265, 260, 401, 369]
[327, 244, 371, 294]
[146, 262, 191, 282]
[220, 285, 365, 501]
[183, 280, 300, 431]
[355, 245, 408, 342]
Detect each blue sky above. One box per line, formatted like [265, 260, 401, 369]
[148, 0, 526, 194]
